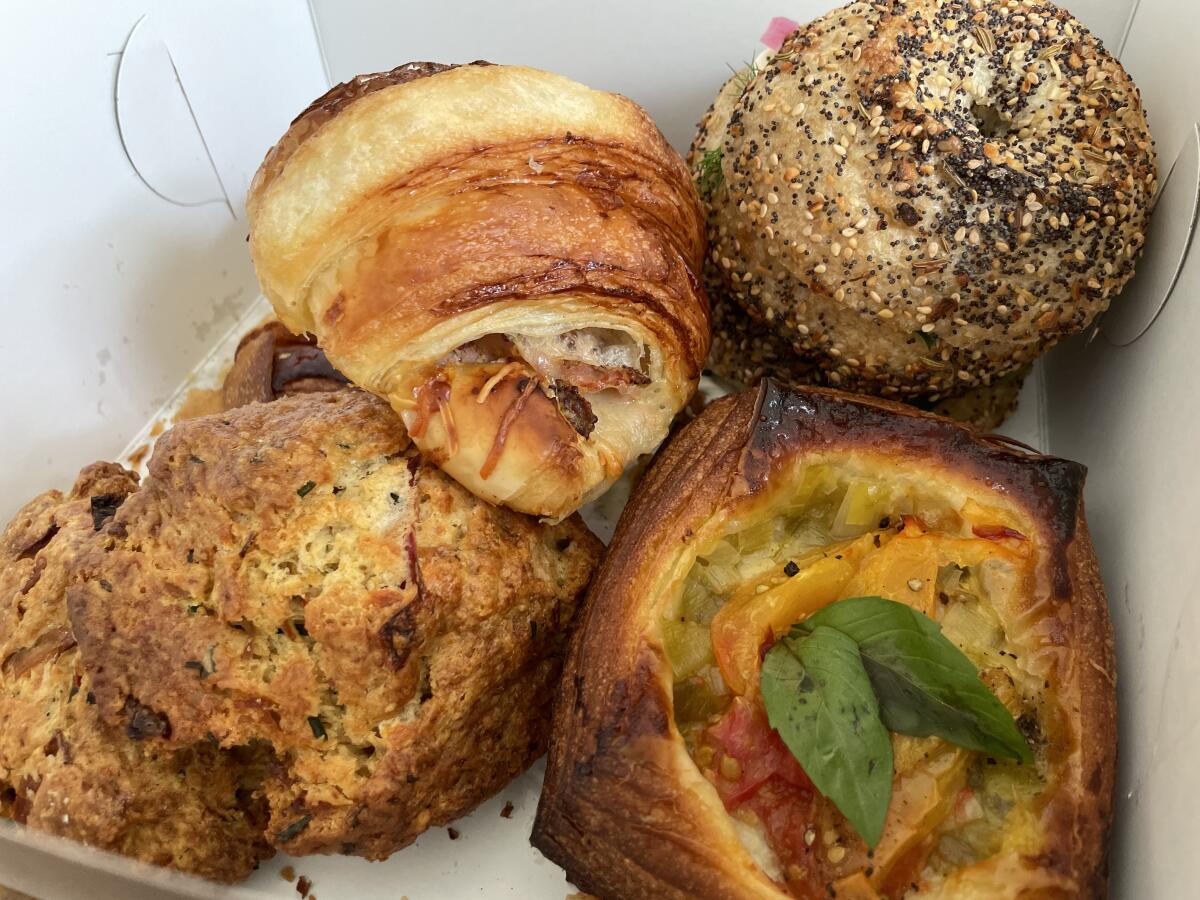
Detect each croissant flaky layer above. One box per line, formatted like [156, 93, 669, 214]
[534, 382, 1116, 899]
[248, 62, 710, 518]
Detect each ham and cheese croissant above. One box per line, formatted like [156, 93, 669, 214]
[247, 62, 710, 519]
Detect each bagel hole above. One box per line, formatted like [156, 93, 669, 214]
[970, 102, 1010, 140]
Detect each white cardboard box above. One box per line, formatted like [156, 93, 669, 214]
[0, 1, 1194, 896]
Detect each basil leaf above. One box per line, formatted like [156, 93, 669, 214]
[800, 596, 1032, 764]
[761, 625, 893, 846]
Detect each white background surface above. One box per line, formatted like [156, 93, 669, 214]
[5, 0, 1199, 897]
[0, 1, 325, 523]
[1044, 1, 1200, 896]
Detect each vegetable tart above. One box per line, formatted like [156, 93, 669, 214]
[534, 380, 1115, 898]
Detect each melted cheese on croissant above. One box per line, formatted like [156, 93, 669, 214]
[395, 321, 677, 519]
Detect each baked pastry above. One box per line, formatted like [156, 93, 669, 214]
[67, 390, 601, 860]
[247, 62, 710, 519]
[0, 464, 272, 882]
[691, 0, 1155, 406]
[708, 294, 1027, 430]
[535, 380, 1115, 898]
[221, 320, 349, 410]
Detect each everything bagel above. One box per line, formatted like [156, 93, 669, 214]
[693, 0, 1156, 404]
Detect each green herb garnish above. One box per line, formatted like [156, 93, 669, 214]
[308, 715, 327, 739]
[696, 149, 724, 200]
[728, 54, 762, 94]
[761, 624, 893, 846]
[297, 480, 317, 498]
[916, 329, 937, 349]
[275, 815, 311, 843]
[760, 595, 1031, 846]
[801, 596, 1032, 761]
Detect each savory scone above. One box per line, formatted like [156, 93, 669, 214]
[0, 464, 272, 882]
[67, 390, 601, 859]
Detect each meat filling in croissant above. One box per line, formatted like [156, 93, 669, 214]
[666, 463, 1055, 898]
[433, 328, 651, 437]
[402, 326, 671, 511]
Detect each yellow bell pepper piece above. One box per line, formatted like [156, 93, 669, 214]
[870, 743, 970, 892]
[831, 872, 881, 899]
[842, 533, 942, 617]
[710, 533, 881, 695]
[709, 518, 1027, 697]
[843, 520, 1027, 617]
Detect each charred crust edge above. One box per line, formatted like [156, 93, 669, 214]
[741, 380, 1086, 597]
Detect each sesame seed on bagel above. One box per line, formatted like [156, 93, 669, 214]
[706, 287, 1027, 430]
[690, 0, 1157, 400]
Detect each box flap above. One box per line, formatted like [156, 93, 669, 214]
[0, 1, 326, 524]
[1045, 0, 1200, 895]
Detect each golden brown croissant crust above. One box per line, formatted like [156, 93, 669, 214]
[312, 135, 709, 370]
[534, 381, 1115, 899]
[248, 62, 710, 518]
[249, 62, 707, 366]
[255, 61, 485, 192]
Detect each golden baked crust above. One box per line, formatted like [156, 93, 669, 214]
[254, 62, 472, 191]
[0, 465, 272, 882]
[691, 0, 1155, 401]
[247, 63, 710, 519]
[68, 390, 601, 859]
[534, 381, 1115, 898]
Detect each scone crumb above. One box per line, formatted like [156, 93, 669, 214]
[295, 875, 312, 897]
[500, 801, 515, 819]
[280, 865, 295, 882]
[447, 827, 461, 840]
